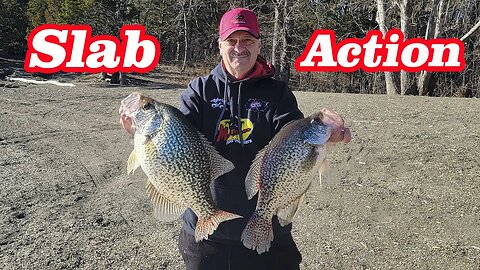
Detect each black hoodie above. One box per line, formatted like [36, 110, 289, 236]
[179, 57, 304, 245]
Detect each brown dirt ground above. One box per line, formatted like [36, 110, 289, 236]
[1, 63, 479, 269]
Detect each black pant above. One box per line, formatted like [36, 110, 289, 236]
[178, 229, 302, 270]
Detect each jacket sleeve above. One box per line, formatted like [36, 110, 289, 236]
[272, 83, 304, 134]
[179, 78, 204, 130]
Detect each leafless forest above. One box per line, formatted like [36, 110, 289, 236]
[1, 0, 479, 97]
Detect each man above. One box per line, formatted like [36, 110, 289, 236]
[177, 7, 349, 270]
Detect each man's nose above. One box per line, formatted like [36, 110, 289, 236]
[233, 42, 246, 52]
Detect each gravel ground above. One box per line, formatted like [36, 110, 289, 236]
[1, 68, 479, 269]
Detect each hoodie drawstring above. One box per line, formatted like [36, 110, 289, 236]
[237, 83, 244, 148]
[213, 67, 244, 148]
[214, 76, 229, 142]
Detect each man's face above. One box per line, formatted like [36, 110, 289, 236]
[219, 31, 261, 79]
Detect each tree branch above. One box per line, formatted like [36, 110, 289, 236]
[460, 19, 480, 41]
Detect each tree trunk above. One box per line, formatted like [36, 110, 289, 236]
[376, 0, 399, 95]
[181, 1, 189, 72]
[418, 0, 444, 96]
[278, 0, 293, 83]
[399, 0, 414, 95]
[271, 2, 280, 69]
[175, 40, 181, 63]
[115, 1, 128, 85]
[119, 72, 126, 85]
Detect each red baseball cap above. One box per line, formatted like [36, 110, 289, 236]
[219, 8, 260, 40]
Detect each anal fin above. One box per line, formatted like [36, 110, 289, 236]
[276, 184, 310, 226]
[146, 180, 185, 222]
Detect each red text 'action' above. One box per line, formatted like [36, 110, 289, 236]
[295, 29, 465, 72]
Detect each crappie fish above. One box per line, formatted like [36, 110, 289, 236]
[119, 92, 241, 241]
[241, 109, 350, 254]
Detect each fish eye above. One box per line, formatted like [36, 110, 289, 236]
[312, 117, 322, 124]
[143, 103, 154, 110]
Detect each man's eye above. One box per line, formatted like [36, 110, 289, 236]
[226, 39, 237, 46]
[242, 39, 254, 45]
[225, 38, 255, 46]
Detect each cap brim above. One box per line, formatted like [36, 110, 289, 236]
[220, 27, 260, 40]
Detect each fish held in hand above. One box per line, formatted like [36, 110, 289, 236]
[241, 109, 350, 254]
[119, 92, 241, 241]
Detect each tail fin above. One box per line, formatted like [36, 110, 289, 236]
[241, 212, 274, 254]
[195, 210, 242, 242]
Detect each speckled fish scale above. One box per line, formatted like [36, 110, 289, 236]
[241, 113, 331, 254]
[120, 92, 241, 241]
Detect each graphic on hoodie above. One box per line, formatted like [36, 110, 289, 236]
[216, 118, 253, 145]
[210, 98, 229, 109]
[246, 98, 268, 112]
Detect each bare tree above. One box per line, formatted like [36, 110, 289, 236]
[417, 0, 444, 96]
[116, 1, 128, 85]
[271, 2, 280, 69]
[180, 0, 190, 72]
[278, 0, 293, 83]
[399, 0, 414, 95]
[376, 0, 399, 95]
[460, 18, 480, 41]
[270, 0, 293, 82]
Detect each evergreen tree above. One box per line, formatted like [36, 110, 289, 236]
[0, 0, 28, 56]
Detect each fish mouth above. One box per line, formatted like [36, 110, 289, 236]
[119, 92, 143, 116]
[319, 108, 352, 144]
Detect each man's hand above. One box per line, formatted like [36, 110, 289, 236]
[120, 113, 134, 135]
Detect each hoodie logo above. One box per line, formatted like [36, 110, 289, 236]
[210, 98, 229, 110]
[216, 118, 253, 145]
[246, 98, 268, 112]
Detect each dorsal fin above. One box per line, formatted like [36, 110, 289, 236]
[245, 145, 271, 200]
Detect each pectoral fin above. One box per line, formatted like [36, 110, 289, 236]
[127, 149, 140, 175]
[319, 160, 331, 186]
[245, 149, 267, 200]
[146, 180, 185, 222]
